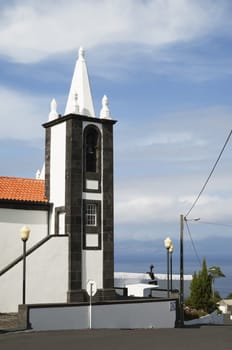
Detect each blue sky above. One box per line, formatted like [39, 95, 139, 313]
[1, 0, 232, 293]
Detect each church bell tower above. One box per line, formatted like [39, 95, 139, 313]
[42, 48, 117, 302]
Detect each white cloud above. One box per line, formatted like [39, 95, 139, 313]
[114, 104, 232, 235]
[115, 172, 232, 222]
[116, 194, 175, 223]
[0, 86, 48, 140]
[145, 132, 195, 146]
[116, 105, 232, 167]
[0, 0, 230, 63]
[114, 172, 232, 242]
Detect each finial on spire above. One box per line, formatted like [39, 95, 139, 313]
[100, 95, 111, 119]
[36, 169, 41, 179]
[49, 98, 58, 121]
[73, 93, 79, 114]
[78, 46, 85, 61]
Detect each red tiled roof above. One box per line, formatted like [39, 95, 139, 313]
[0, 176, 48, 203]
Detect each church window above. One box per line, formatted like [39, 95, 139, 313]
[83, 125, 101, 192]
[85, 127, 99, 173]
[85, 203, 97, 226]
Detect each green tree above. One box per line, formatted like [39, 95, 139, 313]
[213, 291, 221, 302]
[188, 271, 199, 307]
[226, 292, 232, 299]
[208, 266, 225, 299]
[198, 259, 212, 311]
[187, 259, 215, 313]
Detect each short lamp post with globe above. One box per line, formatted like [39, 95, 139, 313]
[164, 237, 172, 298]
[20, 226, 30, 305]
[169, 244, 174, 291]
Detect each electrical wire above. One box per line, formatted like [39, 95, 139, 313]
[185, 129, 232, 218]
[185, 218, 232, 272]
[199, 221, 232, 227]
[185, 220, 202, 267]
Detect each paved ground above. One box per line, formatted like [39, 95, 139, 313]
[0, 326, 232, 350]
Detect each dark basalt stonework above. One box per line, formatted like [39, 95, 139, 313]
[102, 122, 114, 289]
[65, 118, 83, 296]
[43, 114, 117, 303]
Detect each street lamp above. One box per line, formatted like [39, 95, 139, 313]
[20, 226, 30, 305]
[169, 244, 174, 291]
[164, 237, 172, 298]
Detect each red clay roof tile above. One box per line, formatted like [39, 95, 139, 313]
[0, 176, 48, 203]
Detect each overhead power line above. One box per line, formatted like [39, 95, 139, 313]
[198, 221, 232, 227]
[185, 129, 232, 218]
[185, 220, 201, 267]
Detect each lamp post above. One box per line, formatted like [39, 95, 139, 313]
[179, 215, 200, 327]
[20, 226, 30, 305]
[179, 214, 185, 327]
[164, 237, 172, 298]
[169, 244, 174, 292]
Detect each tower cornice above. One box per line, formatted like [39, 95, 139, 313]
[42, 113, 117, 129]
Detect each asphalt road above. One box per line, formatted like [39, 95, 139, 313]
[0, 327, 231, 350]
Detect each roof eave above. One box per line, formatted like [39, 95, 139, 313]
[0, 199, 51, 211]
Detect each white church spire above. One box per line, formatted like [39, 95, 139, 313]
[64, 47, 95, 117]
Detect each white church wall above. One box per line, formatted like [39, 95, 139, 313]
[49, 122, 66, 234]
[82, 250, 103, 289]
[92, 300, 176, 329]
[0, 236, 68, 312]
[50, 123, 66, 206]
[0, 208, 47, 270]
[58, 212, 65, 235]
[29, 299, 176, 331]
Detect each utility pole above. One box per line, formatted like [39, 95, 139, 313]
[179, 214, 184, 327]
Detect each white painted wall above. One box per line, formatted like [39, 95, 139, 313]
[82, 250, 103, 289]
[29, 300, 176, 331]
[82, 193, 102, 201]
[0, 208, 47, 270]
[93, 300, 176, 329]
[115, 272, 192, 299]
[218, 300, 232, 314]
[50, 122, 66, 234]
[126, 284, 158, 297]
[0, 236, 68, 312]
[219, 305, 226, 314]
[58, 212, 65, 235]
